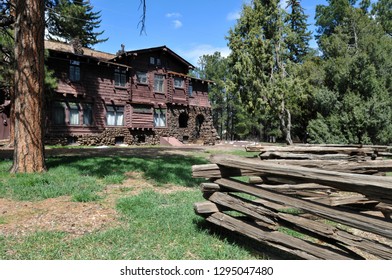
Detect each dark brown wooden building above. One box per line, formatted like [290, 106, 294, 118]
[42, 41, 217, 146]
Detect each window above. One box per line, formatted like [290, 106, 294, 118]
[83, 103, 93, 125]
[69, 102, 80, 125]
[188, 82, 193, 96]
[154, 108, 166, 127]
[174, 77, 184, 88]
[69, 60, 80, 82]
[149, 57, 161, 66]
[106, 105, 124, 126]
[115, 69, 127, 87]
[136, 71, 148, 84]
[154, 74, 165, 93]
[52, 102, 66, 125]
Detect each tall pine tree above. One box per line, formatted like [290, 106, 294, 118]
[46, 0, 108, 47]
[285, 0, 312, 63]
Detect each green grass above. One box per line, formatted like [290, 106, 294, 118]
[0, 190, 262, 260]
[0, 150, 269, 260]
[0, 155, 207, 201]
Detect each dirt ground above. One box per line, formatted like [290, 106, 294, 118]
[0, 142, 252, 238]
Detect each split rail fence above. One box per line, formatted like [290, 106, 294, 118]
[193, 145, 392, 260]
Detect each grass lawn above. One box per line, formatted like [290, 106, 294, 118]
[0, 149, 265, 260]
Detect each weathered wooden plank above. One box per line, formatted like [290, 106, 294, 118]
[208, 192, 277, 228]
[214, 178, 392, 239]
[192, 163, 262, 178]
[193, 201, 219, 215]
[246, 146, 375, 155]
[206, 212, 352, 260]
[262, 159, 392, 174]
[210, 155, 392, 205]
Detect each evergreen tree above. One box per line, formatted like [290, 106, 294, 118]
[372, 0, 392, 36]
[285, 0, 312, 63]
[309, 0, 392, 144]
[46, 0, 108, 47]
[227, 0, 311, 144]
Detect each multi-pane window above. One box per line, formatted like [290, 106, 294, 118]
[115, 69, 127, 87]
[106, 105, 124, 126]
[154, 108, 166, 127]
[154, 74, 165, 93]
[52, 102, 66, 125]
[69, 102, 80, 125]
[69, 60, 80, 82]
[136, 71, 148, 84]
[83, 103, 93, 125]
[174, 77, 184, 88]
[149, 57, 161, 66]
[52, 101, 93, 126]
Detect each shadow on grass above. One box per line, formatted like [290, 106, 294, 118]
[46, 153, 208, 188]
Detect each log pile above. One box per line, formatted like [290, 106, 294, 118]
[193, 153, 392, 260]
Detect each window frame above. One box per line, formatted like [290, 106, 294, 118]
[174, 77, 184, 89]
[154, 108, 167, 128]
[154, 74, 165, 93]
[106, 105, 125, 126]
[114, 69, 127, 87]
[69, 60, 81, 82]
[136, 71, 148, 84]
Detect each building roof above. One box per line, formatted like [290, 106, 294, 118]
[115, 45, 195, 70]
[45, 40, 115, 61]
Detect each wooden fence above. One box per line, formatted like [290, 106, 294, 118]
[193, 147, 392, 260]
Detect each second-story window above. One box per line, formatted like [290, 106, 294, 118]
[174, 77, 184, 88]
[136, 71, 148, 84]
[69, 60, 80, 82]
[149, 57, 161, 66]
[154, 74, 165, 93]
[115, 69, 127, 87]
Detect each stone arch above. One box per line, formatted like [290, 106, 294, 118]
[195, 114, 205, 138]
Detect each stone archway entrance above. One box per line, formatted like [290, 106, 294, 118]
[195, 114, 205, 138]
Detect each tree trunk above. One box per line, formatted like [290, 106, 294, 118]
[11, 0, 45, 173]
[279, 100, 293, 145]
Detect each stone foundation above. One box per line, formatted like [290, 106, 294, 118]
[45, 106, 218, 146]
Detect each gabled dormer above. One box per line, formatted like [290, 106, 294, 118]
[111, 45, 195, 74]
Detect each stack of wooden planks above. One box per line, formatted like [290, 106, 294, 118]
[193, 154, 392, 260]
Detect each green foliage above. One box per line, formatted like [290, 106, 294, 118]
[309, 0, 392, 144]
[46, 0, 108, 47]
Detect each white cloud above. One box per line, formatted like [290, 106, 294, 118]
[166, 12, 182, 18]
[180, 44, 231, 66]
[172, 20, 183, 29]
[227, 11, 240, 21]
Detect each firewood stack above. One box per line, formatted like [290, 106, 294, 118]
[193, 150, 392, 260]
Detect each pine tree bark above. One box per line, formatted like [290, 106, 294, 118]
[11, 0, 45, 173]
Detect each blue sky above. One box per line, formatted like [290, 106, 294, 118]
[91, 0, 327, 66]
